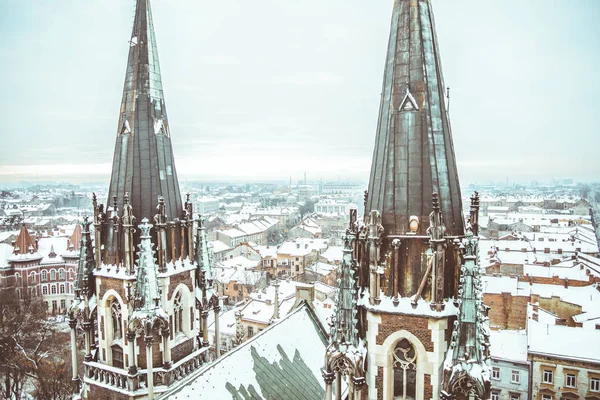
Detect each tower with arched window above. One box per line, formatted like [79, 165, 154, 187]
[324, 1, 491, 399]
[67, 1, 221, 398]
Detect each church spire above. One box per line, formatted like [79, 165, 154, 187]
[107, 0, 183, 226]
[366, 0, 463, 238]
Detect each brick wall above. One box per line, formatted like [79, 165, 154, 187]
[136, 336, 162, 369]
[172, 337, 194, 363]
[375, 314, 434, 352]
[88, 384, 129, 400]
[99, 277, 126, 301]
[532, 295, 583, 326]
[484, 293, 528, 329]
[424, 374, 432, 399]
[375, 366, 384, 400]
[167, 271, 193, 299]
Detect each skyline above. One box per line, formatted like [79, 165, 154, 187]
[1, 0, 599, 184]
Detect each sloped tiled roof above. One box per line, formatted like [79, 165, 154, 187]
[163, 302, 327, 400]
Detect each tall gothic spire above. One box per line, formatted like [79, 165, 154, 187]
[107, 0, 183, 224]
[442, 195, 491, 399]
[323, 234, 366, 398]
[366, 0, 463, 237]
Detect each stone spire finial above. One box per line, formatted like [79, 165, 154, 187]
[441, 230, 491, 399]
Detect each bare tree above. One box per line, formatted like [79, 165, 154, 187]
[0, 289, 72, 399]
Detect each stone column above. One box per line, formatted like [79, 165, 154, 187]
[162, 327, 172, 369]
[126, 331, 138, 391]
[214, 305, 221, 358]
[323, 372, 334, 400]
[82, 320, 92, 361]
[352, 376, 365, 400]
[69, 318, 80, 393]
[145, 335, 154, 400]
[202, 310, 209, 347]
[335, 371, 342, 400]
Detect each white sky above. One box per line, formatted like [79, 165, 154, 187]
[0, 0, 599, 184]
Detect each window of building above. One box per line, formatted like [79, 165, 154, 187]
[509, 394, 520, 400]
[542, 369, 553, 384]
[565, 373, 576, 388]
[42, 286, 48, 295]
[541, 395, 551, 400]
[511, 370, 520, 384]
[248, 326, 254, 337]
[591, 376, 600, 392]
[112, 345, 124, 369]
[492, 367, 500, 380]
[50, 270, 56, 281]
[59, 269, 65, 280]
[111, 300, 122, 340]
[393, 339, 417, 399]
[173, 291, 183, 334]
[233, 284, 239, 291]
[51, 300, 58, 313]
[30, 272, 36, 283]
[60, 299, 66, 310]
[51, 285, 57, 295]
[41, 270, 47, 281]
[60, 284, 65, 294]
[491, 392, 500, 400]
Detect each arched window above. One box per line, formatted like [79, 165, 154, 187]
[59, 269, 65, 280]
[42, 286, 48, 295]
[111, 300, 122, 340]
[393, 339, 417, 400]
[51, 285, 57, 295]
[41, 270, 47, 281]
[50, 270, 56, 281]
[173, 291, 183, 334]
[30, 272, 36, 283]
[60, 284, 65, 294]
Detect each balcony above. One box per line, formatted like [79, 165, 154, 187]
[83, 346, 209, 396]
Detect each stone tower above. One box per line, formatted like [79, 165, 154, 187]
[68, 1, 220, 399]
[324, 1, 490, 399]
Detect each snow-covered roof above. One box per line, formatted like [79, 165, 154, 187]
[210, 240, 231, 254]
[165, 303, 327, 400]
[489, 330, 527, 363]
[319, 246, 343, 263]
[528, 318, 600, 364]
[306, 262, 336, 276]
[278, 238, 328, 257]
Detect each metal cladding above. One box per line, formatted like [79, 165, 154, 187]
[107, 0, 183, 226]
[366, 0, 463, 238]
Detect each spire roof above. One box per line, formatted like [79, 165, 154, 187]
[107, 0, 183, 225]
[12, 224, 37, 255]
[73, 217, 96, 296]
[69, 223, 82, 252]
[366, 0, 463, 237]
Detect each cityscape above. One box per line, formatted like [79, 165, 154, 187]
[1, 1, 599, 400]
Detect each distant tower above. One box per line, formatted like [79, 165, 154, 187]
[325, 1, 490, 399]
[68, 2, 219, 399]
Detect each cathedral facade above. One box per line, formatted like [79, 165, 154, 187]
[68, 1, 219, 399]
[323, 1, 491, 399]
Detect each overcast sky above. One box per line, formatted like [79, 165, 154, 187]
[0, 0, 599, 185]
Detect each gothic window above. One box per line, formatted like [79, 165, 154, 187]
[393, 339, 417, 400]
[173, 292, 183, 334]
[112, 345, 124, 369]
[111, 300, 122, 340]
[59, 269, 65, 280]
